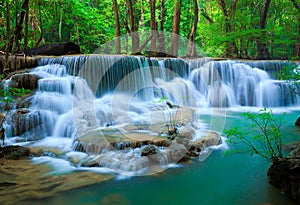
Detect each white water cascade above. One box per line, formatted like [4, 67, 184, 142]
[4, 55, 299, 175]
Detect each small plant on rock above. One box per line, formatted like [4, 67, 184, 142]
[153, 95, 179, 140]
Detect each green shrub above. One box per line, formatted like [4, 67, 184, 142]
[225, 108, 284, 162]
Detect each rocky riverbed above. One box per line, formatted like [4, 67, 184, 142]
[0, 151, 113, 205]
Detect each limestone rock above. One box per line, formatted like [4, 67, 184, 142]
[140, 145, 164, 164]
[141, 145, 160, 156]
[165, 142, 188, 163]
[0, 145, 30, 160]
[186, 131, 221, 159]
[0, 55, 39, 73]
[10, 73, 40, 90]
[11, 109, 42, 138]
[73, 128, 169, 154]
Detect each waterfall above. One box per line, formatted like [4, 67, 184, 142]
[4, 55, 299, 174]
[22, 55, 297, 140]
[38, 56, 297, 107]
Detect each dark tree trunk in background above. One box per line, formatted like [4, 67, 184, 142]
[12, 0, 30, 53]
[24, 3, 29, 51]
[128, 0, 139, 53]
[149, 0, 157, 56]
[186, 0, 199, 58]
[36, 1, 44, 47]
[4, 1, 11, 73]
[291, 0, 300, 57]
[24, 42, 80, 56]
[256, 0, 271, 60]
[113, 0, 121, 54]
[169, 0, 182, 57]
[157, 0, 166, 56]
[217, 0, 239, 57]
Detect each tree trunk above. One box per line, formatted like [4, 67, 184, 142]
[291, 0, 300, 57]
[256, 0, 271, 60]
[12, 0, 30, 53]
[169, 0, 182, 57]
[113, 0, 121, 54]
[157, 0, 166, 56]
[217, 0, 239, 57]
[59, 2, 63, 41]
[36, 1, 44, 47]
[128, 0, 139, 53]
[24, 2, 29, 51]
[150, 0, 157, 55]
[4, 1, 11, 73]
[186, 0, 199, 58]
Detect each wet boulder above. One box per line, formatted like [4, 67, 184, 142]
[0, 145, 30, 160]
[24, 42, 80, 56]
[165, 142, 188, 163]
[9, 73, 40, 90]
[140, 145, 164, 164]
[73, 127, 169, 153]
[141, 145, 160, 156]
[268, 144, 300, 203]
[11, 109, 42, 139]
[186, 131, 221, 159]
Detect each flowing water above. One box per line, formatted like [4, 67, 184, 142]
[23, 110, 300, 205]
[3, 56, 300, 204]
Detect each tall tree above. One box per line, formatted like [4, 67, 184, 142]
[113, 0, 121, 54]
[291, 0, 300, 57]
[217, 0, 239, 57]
[128, 0, 139, 53]
[157, 0, 166, 56]
[10, 0, 30, 53]
[169, 0, 182, 57]
[186, 0, 199, 57]
[150, 0, 157, 55]
[256, 0, 271, 59]
[4, 0, 11, 73]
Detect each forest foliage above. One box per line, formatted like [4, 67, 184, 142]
[0, 0, 299, 59]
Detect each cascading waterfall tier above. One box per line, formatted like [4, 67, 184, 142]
[39, 56, 299, 107]
[3, 55, 299, 175]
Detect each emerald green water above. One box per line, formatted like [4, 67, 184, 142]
[25, 110, 300, 205]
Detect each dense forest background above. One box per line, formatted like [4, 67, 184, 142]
[0, 0, 299, 59]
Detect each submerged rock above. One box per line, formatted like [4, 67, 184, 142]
[0, 159, 113, 205]
[0, 145, 30, 160]
[295, 116, 300, 127]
